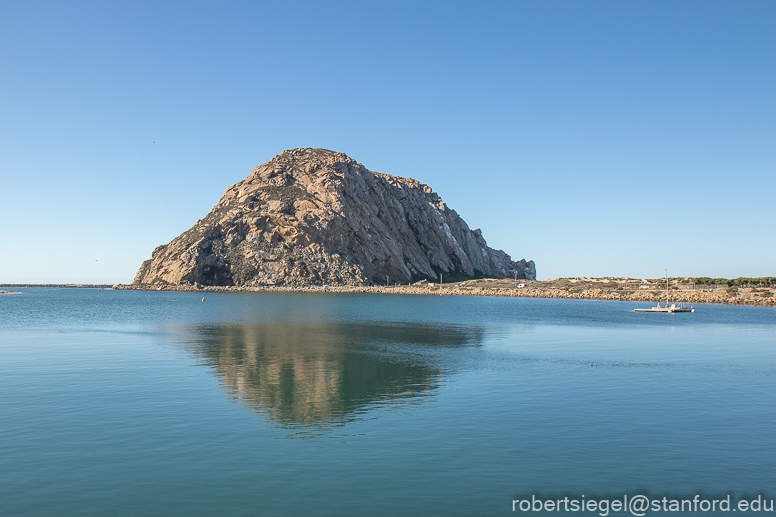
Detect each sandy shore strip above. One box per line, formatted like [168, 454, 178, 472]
[113, 278, 776, 307]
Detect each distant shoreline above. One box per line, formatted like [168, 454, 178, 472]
[111, 278, 776, 307]
[6, 281, 773, 307]
[0, 284, 112, 289]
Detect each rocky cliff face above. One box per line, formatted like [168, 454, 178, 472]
[133, 148, 535, 286]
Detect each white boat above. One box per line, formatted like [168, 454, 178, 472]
[634, 270, 695, 313]
[634, 303, 695, 313]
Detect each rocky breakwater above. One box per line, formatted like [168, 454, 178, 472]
[113, 282, 776, 307]
[445, 278, 776, 307]
[133, 148, 535, 287]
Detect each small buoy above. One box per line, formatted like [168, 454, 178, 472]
[201, 297, 205, 302]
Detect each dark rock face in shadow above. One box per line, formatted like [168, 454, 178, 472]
[175, 321, 484, 430]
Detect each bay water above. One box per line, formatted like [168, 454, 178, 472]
[1, 288, 775, 516]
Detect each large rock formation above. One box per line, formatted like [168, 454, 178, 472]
[133, 148, 535, 286]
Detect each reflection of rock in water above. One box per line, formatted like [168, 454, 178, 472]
[182, 322, 483, 428]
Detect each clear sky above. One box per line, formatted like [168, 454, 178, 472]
[1, 1, 774, 283]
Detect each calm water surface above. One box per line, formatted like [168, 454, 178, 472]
[1, 288, 775, 516]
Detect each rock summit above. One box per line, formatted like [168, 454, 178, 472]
[134, 148, 535, 286]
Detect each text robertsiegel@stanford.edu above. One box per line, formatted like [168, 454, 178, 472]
[512, 495, 773, 515]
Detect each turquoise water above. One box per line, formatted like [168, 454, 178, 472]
[1, 288, 775, 516]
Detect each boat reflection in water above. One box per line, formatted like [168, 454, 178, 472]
[170, 321, 484, 434]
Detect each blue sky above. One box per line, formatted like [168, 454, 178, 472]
[1, 1, 774, 283]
